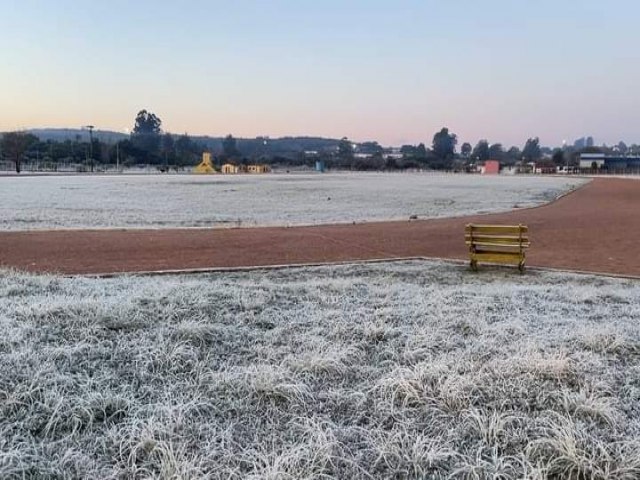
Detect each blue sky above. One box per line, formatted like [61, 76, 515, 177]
[1, 0, 638, 147]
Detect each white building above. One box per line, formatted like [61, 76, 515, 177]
[579, 153, 605, 168]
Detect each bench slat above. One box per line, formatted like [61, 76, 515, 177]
[464, 234, 528, 240]
[465, 225, 528, 234]
[465, 236, 529, 245]
[470, 252, 523, 264]
[466, 241, 530, 248]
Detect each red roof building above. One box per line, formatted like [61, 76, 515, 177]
[481, 160, 500, 174]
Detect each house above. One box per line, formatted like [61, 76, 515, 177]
[246, 164, 271, 174]
[579, 153, 605, 169]
[602, 156, 640, 169]
[383, 148, 403, 160]
[556, 165, 579, 174]
[501, 165, 517, 175]
[221, 163, 239, 174]
[579, 153, 640, 170]
[480, 160, 500, 174]
[533, 161, 556, 174]
[194, 152, 215, 174]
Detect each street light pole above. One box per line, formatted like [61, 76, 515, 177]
[85, 125, 95, 172]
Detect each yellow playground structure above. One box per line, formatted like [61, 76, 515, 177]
[194, 153, 215, 174]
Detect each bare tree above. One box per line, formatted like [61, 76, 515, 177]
[1, 131, 38, 173]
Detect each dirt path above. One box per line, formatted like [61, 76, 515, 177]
[1, 178, 638, 276]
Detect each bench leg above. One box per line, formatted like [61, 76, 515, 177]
[470, 259, 478, 272]
[518, 261, 525, 273]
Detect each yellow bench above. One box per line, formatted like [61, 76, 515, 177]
[465, 224, 530, 272]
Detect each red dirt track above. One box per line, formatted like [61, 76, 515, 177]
[1, 178, 639, 276]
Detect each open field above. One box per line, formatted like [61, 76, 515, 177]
[0, 173, 585, 230]
[2, 260, 640, 478]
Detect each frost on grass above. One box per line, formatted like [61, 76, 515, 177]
[0, 173, 586, 230]
[1, 260, 639, 478]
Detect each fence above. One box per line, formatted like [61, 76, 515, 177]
[0, 162, 189, 174]
[576, 168, 640, 176]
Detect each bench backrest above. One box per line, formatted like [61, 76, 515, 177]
[465, 224, 530, 251]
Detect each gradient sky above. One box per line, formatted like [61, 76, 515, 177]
[1, 0, 639, 147]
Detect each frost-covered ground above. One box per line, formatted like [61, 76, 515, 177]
[0, 173, 586, 230]
[1, 260, 640, 478]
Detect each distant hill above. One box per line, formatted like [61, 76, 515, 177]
[193, 136, 342, 159]
[27, 128, 128, 143]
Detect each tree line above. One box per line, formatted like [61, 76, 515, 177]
[2, 110, 639, 173]
[0, 111, 206, 173]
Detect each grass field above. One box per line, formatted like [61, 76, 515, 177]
[2, 260, 639, 478]
[0, 173, 585, 230]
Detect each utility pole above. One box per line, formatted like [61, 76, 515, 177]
[85, 125, 95, 172]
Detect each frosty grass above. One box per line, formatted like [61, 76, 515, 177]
[1, 259, 639, 478]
